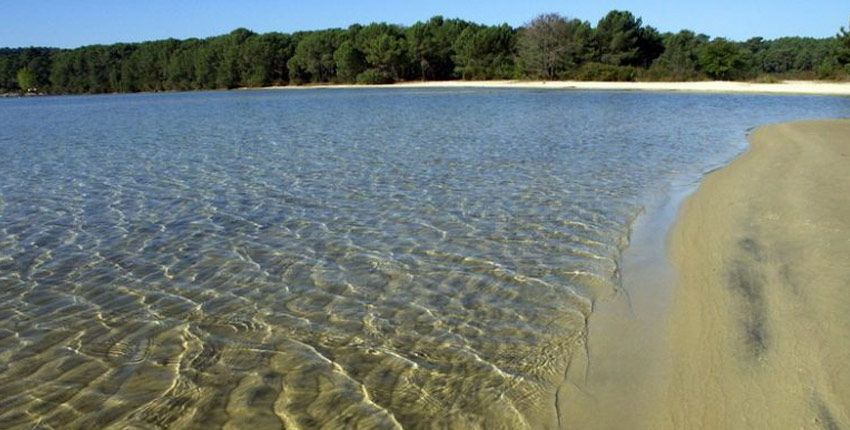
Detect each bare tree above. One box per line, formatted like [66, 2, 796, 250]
[518, 13, 592, 79]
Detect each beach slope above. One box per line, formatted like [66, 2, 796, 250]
[667, 119, 850, 428]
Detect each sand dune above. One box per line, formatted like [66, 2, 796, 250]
[665, 119, 850, 428]
[266, 80, 850, 96]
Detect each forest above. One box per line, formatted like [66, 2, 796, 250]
[2, 11, 850, 94]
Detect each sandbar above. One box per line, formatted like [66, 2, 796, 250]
[665, 119, 850, 428]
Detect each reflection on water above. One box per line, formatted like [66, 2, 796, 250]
[0, 89, 847, 428]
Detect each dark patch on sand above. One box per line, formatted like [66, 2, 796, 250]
[813, 395, 840, 430]
[778, 263, 800, 295]
[738, 237, 765, 262]
[728, 237, 769, 358]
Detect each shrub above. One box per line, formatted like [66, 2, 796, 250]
[752, 74, 780, 83]
[355, 69, 393, 84]
[816, 60, 837, 80]
[640, 65, 704, 81]
[698, 39, 753, 80]
[572, 63, 637, 81]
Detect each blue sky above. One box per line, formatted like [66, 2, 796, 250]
[2, 0, 848, 48]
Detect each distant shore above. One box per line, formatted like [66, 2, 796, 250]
[259, 80, 850, 96]
[664, 119, 850, 428]
[4, 80, 849, 98]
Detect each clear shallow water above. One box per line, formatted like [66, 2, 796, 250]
[0, 89, 848, 429]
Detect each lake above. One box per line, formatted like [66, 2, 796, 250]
[0, 89, 848, 428]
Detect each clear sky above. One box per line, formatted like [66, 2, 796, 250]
[2, 0, 848, 49]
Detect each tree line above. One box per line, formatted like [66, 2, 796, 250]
[2, 11, 850, 94]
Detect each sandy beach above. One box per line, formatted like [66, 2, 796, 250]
[265, 80, 850, 96]
[559, 119, 850, 429]
[664, 119, 850, 428]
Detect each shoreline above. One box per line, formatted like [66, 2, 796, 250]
[259, 80, 850, 96]
[553, 141, 743, 428]
[663, 119, 850, 428]
[559, 181, 693, 429]
[5, 80, 850, 98]
[560, 118, 850, 428]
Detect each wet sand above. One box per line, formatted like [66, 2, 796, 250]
[665, 119, 850, 428]
[262, 80, 850, 96]
[560, 186, 690, 429]
[561, 119, 850, 429]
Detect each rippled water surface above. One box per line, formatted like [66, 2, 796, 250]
[0, 89, 848, 429]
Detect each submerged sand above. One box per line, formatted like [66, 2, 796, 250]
[665, 119, 850, 428]
[264, 80, 850, 96]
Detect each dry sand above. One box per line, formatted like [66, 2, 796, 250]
[664, 119, 850, 428]
[265, 80, 850, 96]
[559, 119, 850, 429]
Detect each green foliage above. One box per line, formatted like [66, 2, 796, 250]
[838, 19, 850, 66]
[755, 37, 838, 76]
[816, 59, 842, 79]
[636, 26, 665, 67]
[16, 67, 36, 91]
[593, 10, 662, 67]
[0, 47, 53, 92]
[453, 24, 517, 79]
[288, 30, 344, 84]
[356, 68, 392, 84]
[594, 10, 642, 65]
[699, 38, 753, 80]
[572, 63, 637, 81]
[648, 31, 709, 80]
[1, 10, 848, 94]
[334, 41, 367, 82]
[359, 24, 409, 82]
[407, 16, 471, 80]
[43, 29, 294, 93]
[166, 42, 198, 90]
